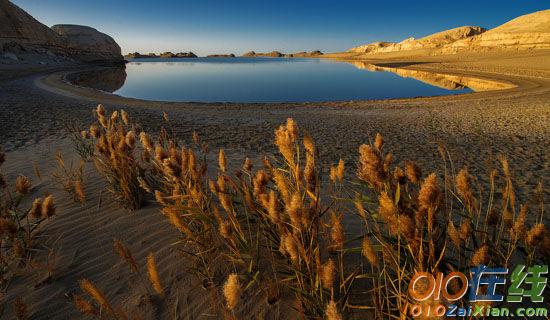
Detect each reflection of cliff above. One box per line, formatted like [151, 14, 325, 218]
[67, 66, 127, 92]
[349, 62, 516, 92]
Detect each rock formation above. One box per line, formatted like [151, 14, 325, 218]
[125, 52, 159, 59]
[51, 24, 123, 64]
[241, 51, 282, 57]
[0, 0, 123, 64]
[242, 50, 323, 58]
[443, 9, 550, 52]
[0, 0, 65, 59]
[159, 52, 175, 58]
[349, 9, 550, 55]
[126, 51, 197, 59]
[291, 50, 324, 57]
[349, 26, 486, 54]
[175, 52, 197, 58]
[242, 51, 256, 57]
[207, 54, 236, 58]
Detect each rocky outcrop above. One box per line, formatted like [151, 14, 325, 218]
[175, 52, 197, 58]
[349, 26, 486, 54]
[241, 51, 282, 57]
[159, 52, 175, 58]
[242, 50, 322, 58]
[207, 54, 236, 58]
[290, 50, 324, 57]
[242, 51, 256, 57]
[0, 0, 123, 64]
[349, 10, 550, 55]
[51, 24, 123, 64]
[348, 42, 394, 54]
[126, 51, 197, 59]
[158, 51, 197, 58]
[443, 9, 550, 53]
[124, 52, 158, 59]
[0, 0, 64, 51]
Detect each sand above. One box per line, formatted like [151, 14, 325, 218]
[1, 49, 549, 318]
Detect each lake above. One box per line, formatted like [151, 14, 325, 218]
[75, 58, 486, 103]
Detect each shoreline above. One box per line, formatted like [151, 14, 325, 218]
[36, 56, 529, 107]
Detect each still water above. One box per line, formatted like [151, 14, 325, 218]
[82, 58, 479, 102]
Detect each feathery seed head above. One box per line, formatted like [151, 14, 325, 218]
[374, 133, 384, 151]
[325, 300, 342, 320]
[286, 118, 298, 139]
[74, 294, 97, 315]
[139, 132, 153, 152]
[357, 144, 385, 188]
[448, 221, 461, 249]
[218, 149, 227, 173]
[362, 237, 378, 267]
[15, 175, 31, 195]
[303, 133, 315, 154]
[405, 161, 422, 184]
[242, 157, 252, 172]
[223, 274, 241, 311]
[526, 223, 546, 248]
[125, 131, 135, 148]
[456, 168, 473, 203]
[147, 253, 163, 295]
[29, 198, 43, 218]
[321, 259, 336, 289]
[121, 110, 129, 125]
[79, 279, 114, 315]
[113, 239, 138, 273]
[471, 245, 489, 266]
[418, 173, 440, 211]
[41, 195, 55, 217]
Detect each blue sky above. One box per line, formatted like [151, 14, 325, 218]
[12, 0, 549, 56]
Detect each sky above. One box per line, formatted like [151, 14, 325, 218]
[12, 0, 549, 56]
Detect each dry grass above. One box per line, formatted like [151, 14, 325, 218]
[81, 106, 147, 210]
[0, 148, 56, 288]
[52, 151, 86, 204]
[52, 106, 549, 319]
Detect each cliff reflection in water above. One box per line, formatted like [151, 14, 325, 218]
[68, 66, 127, 93]
[348, 61, 516, 92]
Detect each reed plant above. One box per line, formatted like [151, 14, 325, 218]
[66, 122, 95, 161]
[77, 109, 548, 319]
[350, 134, 549, 318]
[52, 151, 86, 204]
[81, 106, 146, 210]
[0, 149, 56, 286]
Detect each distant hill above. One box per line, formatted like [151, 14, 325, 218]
[444, 9, 550, 52]
[349, 9, 550, 55]
[349, 26, 485, 54]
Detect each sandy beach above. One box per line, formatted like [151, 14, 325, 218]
[1, 48, 549, 318]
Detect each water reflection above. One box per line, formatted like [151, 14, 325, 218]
[66, 59, 514, 102]
[67, 66, 127, 93]
[348, 62, 516, 92]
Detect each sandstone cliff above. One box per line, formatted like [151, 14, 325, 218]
[444, 9, 550, 52]
[349, 26, 485, 54]
[51, 24, 123, 63]
[0, 0, 123, 64]
[0, 0, 64, 53]
[349, 9, 550, 55]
